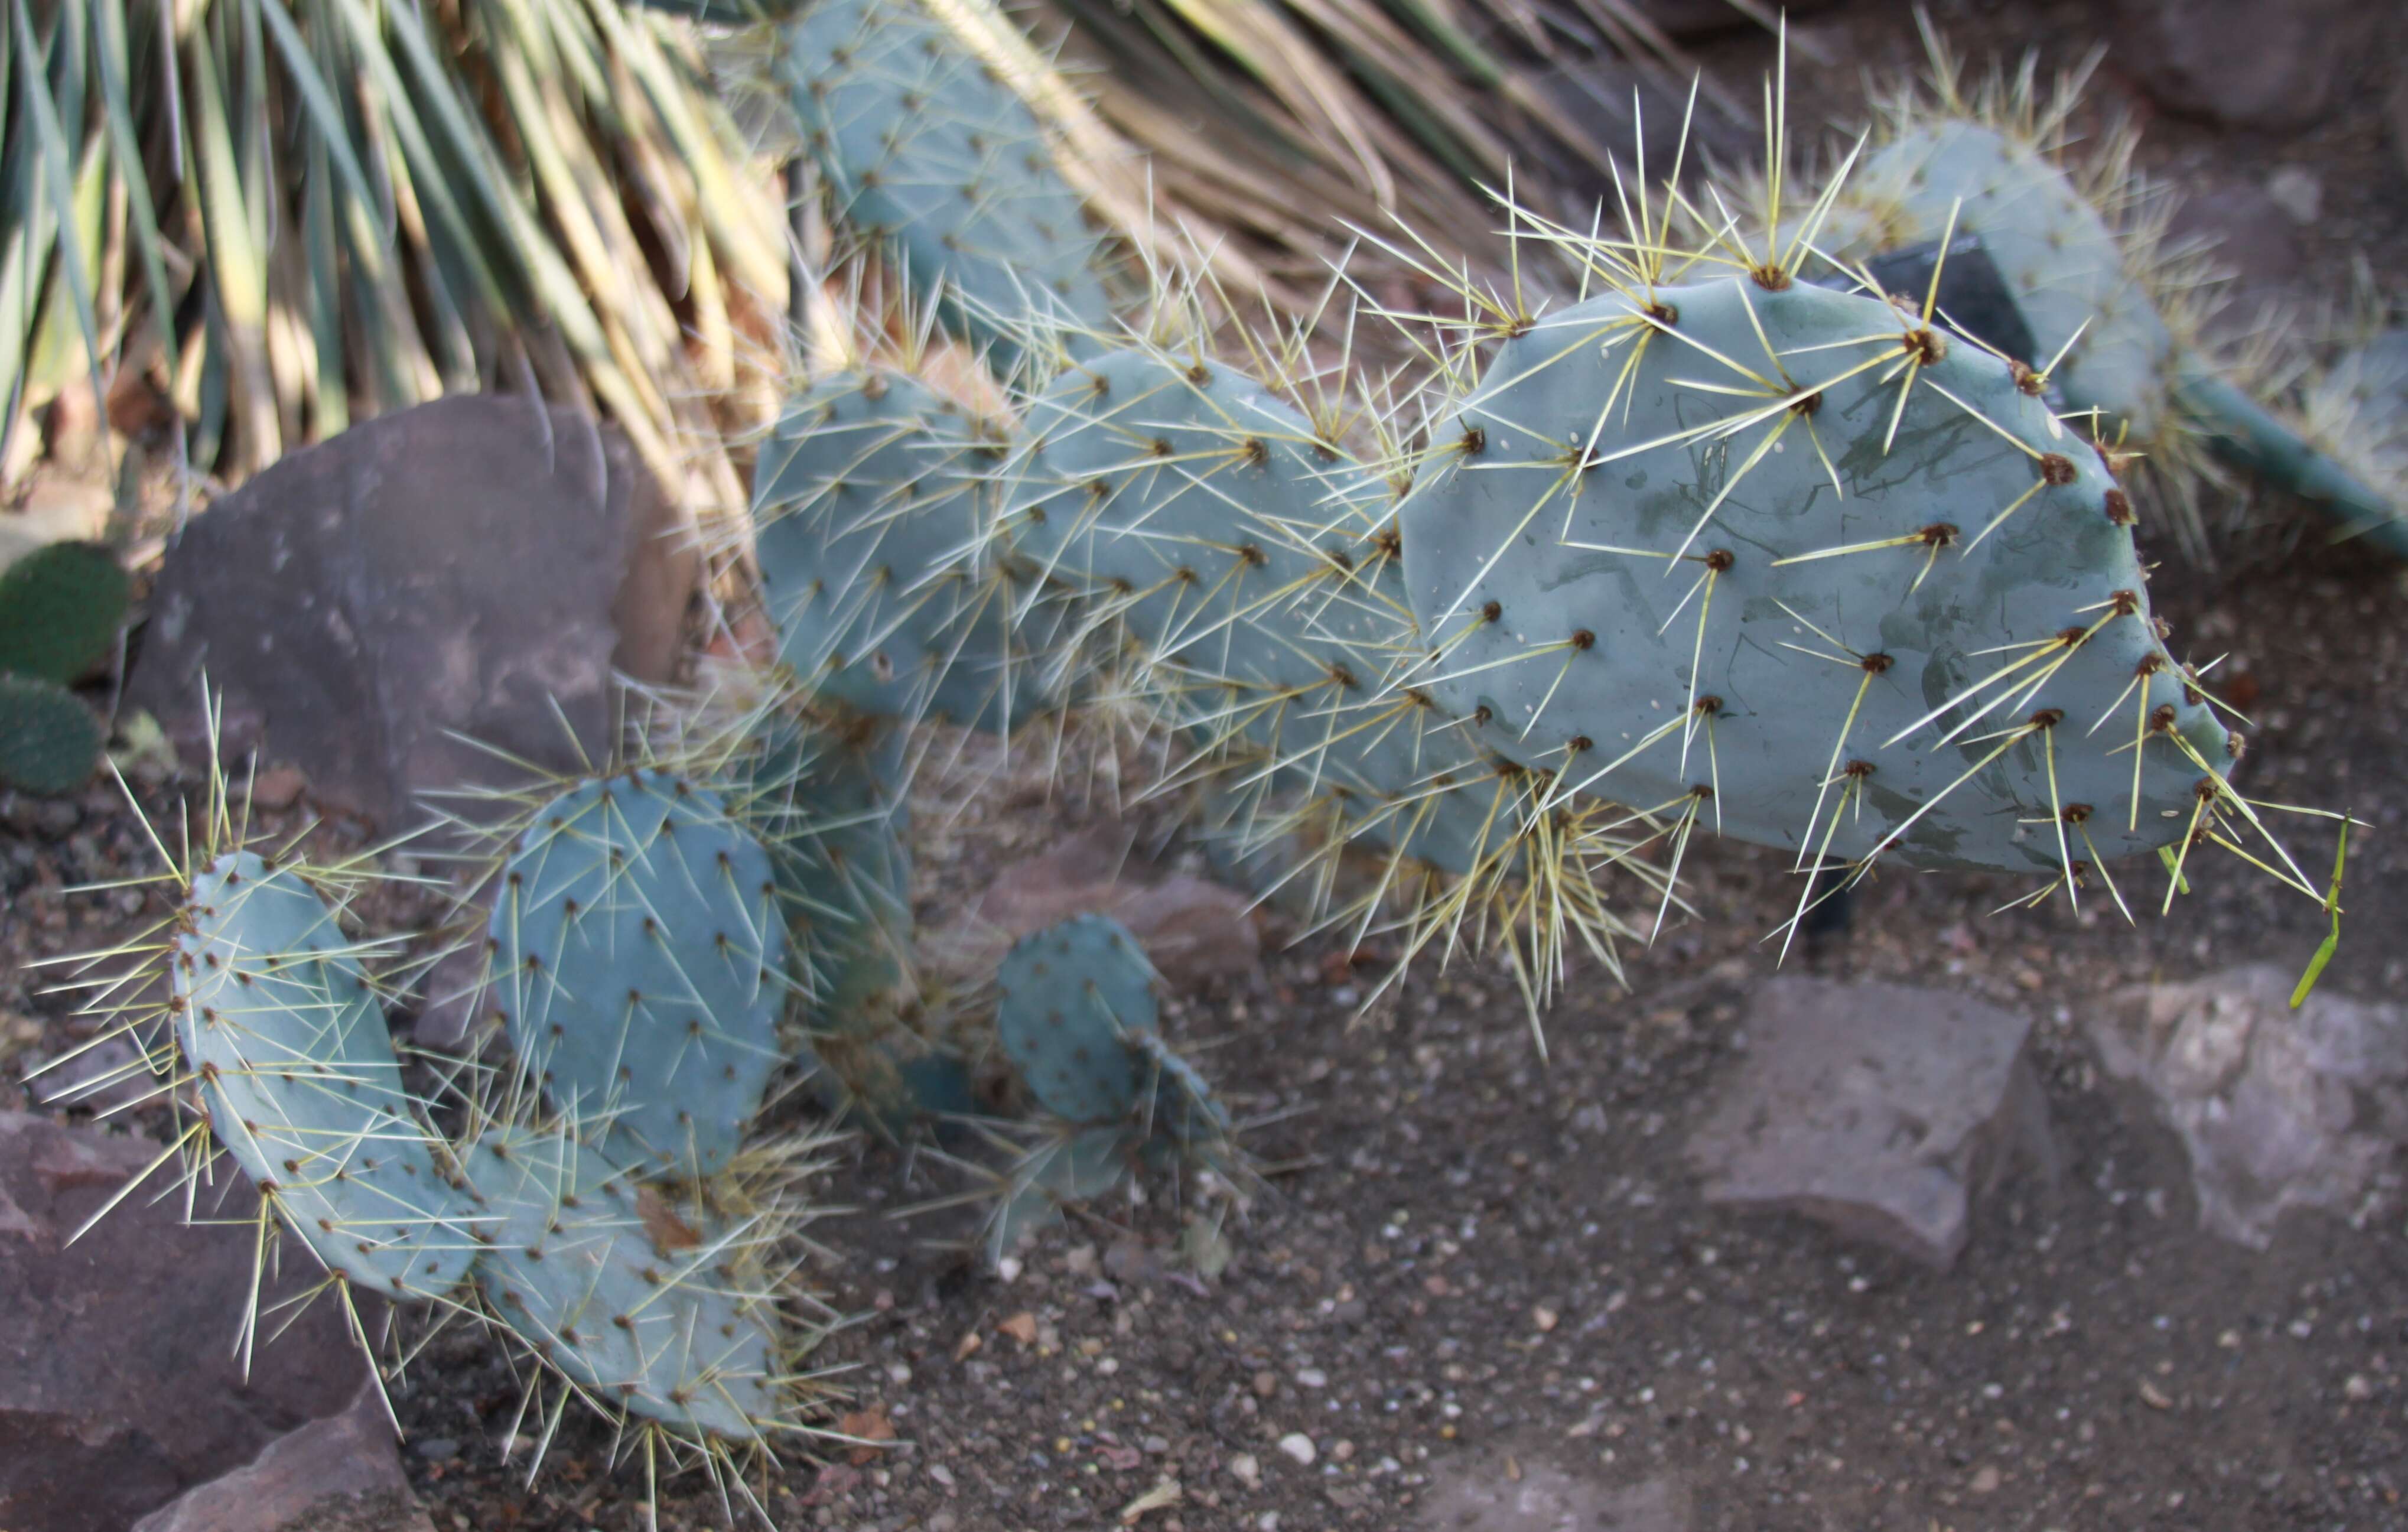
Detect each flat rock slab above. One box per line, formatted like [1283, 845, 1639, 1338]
[2091, 966, 2407, 1249]
[128, 396, 696, 833]
[1685, 978, 2050, 1269]
[0, 1111, 372, 1532]
[131, 1380, 429, 1532]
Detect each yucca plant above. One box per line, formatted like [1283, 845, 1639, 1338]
[1, 0, 790, 501]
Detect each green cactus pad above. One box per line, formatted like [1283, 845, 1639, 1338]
[754, 371, 1049, 733]
[464, 1127, 782, 1440]
[782, 0, 1115, 359]
[0, 540, 129, 685]
[172, 851, 477, 1299]
[0, 673, 104, 796]
[1398, 274, 2235, 877]
[488, 772, 786, 1179]
[995, 912, 1157, 1124]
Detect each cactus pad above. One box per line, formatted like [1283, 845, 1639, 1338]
[465, 1127, 782, 1440]
[1820, 119, 2176, 445]
[754, 372, 1046, 732]
[782, 0, 1115, 357]
[995, 912, 1157, 1124]
[1008, 348, 1503, 873]
[0, 540, 129, 685]
[1399, 274, 2239, 879]
[0, 674, 104, 796]
[173, 851, 476, 1297]
[488, 772, 786, 1179]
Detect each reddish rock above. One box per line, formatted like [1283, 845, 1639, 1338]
[129, 1380, 429, 1532]
[128, 396, 697, 835]
[927, 823, 1259, 993]
[0, 1111, 372, 1532]
[1684, 978, 2054, 1270]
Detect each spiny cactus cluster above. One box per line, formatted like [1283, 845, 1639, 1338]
[0, 540, 126, 795]
[49, 4, 2369, 1524]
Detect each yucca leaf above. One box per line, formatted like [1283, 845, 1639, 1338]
[10, 0, 108, 418]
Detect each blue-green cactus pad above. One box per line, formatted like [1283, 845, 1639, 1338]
[465, 1128, 780, 1439]
[995, 912, 1157, 1124]
[1818, 119, 2176, 443]
[730, 713, 913, 1022]
[988, 1124, 1134, 1260]
[1399, 275, 2233, 874]
[782, 0, 1115, 357]
[1007, 349, 1501, 872]
[488, 772, 785, 1178]
[173, 852, 476, 1298]
[754, 372, 1048, 733]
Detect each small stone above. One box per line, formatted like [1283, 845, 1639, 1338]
[245, 764, 308, 812]
[1143, 1435, 1171, 1454]
[411, 1437, 459, 1462]
[998, 1311, 1040, 1345]
[2343, 1374, 2375, 1403]
[1251, 1370, 1278, 1398]
[1294, 1368, 1327, 1389]
[1228, 1453, 1261, 1488]
[1970, 1465, 2002, 1494]
[1532, 1305, 1560, 1333]
[2263, 168, 2322, 225]
[2139, 1380, 2174, 1411]
[1277, 1433, 1317, 1466]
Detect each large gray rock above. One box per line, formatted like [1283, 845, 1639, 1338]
[130, 1380, 430, 1532]
[2111, 0, 2370, 132]
[1684, 978, 2051, 1269]
[128, 395, 697, 832]
[0, 1111, 371, 1532]
[2091, 966, 2407, 1248]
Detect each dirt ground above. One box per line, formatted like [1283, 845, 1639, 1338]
[6, 1, 2407, 1530]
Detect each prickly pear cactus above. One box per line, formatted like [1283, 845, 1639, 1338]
[0, 673, 104, 795]
[172, 851, 477, 1298]
[1399, 273, 2243, 882]
[1006, 346, 1503, 873]
[754, 371, 1047, 733]
[2182, 326, 2408, 557]
[995, 911, 1157, 1123]
[487, 771, 786, 1179]
[780, 0, 1115, 359]
[1817, 118, 2178, 448]
[0, 540, 129, 684]
[464, 1126, 783, 1440]
[734, 713, 913, 1013]
[984, 1123, 1134, 1260]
